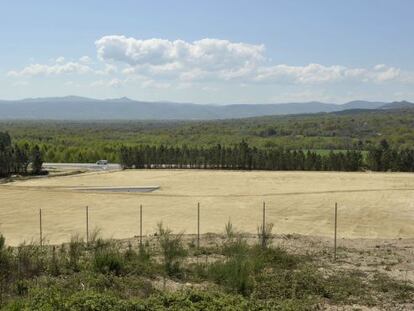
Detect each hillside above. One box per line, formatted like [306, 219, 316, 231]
[1, 107, 414, 163]
[0, 96, 411, 120]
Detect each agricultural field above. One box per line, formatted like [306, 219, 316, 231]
[1, 169, 413, 245]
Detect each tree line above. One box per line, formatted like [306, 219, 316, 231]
[0, 132, 43, 177]
[120, 140, 414, 172]
[2, 129, 413, 175]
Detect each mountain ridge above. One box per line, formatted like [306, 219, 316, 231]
[0, 97, 412, 120]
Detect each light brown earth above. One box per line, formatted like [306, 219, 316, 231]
[0, 169, 413, 245]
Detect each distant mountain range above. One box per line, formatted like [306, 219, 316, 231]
[0, 96, 413, 120]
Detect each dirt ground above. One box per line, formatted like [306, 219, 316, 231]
[119, 233, 414, 310]
[0, 169, 413, 245]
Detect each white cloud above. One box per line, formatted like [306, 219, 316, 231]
[96, 36, 264, 68]
[8, 60, 92, 77]
[94, 35, 408, 86]
[255, 63, 401, 84]
[90, 78, 124, 88]
[141, 79, 171, 89]
[95, 64, 118, 75]
[79, 56, 92, 64]
[372, 65, 400, 82]
[55, 56, 65, 64]
[255, 63, 346, 84]
[6, 35, 411, 95]
[95, 35, 264, 81]
[108, 78, 122, 88]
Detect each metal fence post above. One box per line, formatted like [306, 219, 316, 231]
[334, 202, 338, 261]
[139, 204, 143, 247]
[86, 206, 89, 244]
[262, 201, 266, 248]
[39, 208, 43, 248]
[197, 202, 200, 249]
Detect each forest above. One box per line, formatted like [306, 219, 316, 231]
[1, 108, 414, 165]
[0, 132, 43, 177]
[0, 108, 414, 174]
[119, 140, 414, 172]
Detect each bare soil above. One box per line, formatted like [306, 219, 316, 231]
[0, 169, 413, 245]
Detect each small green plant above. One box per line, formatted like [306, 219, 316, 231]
[224, 219, 235, 241]
[48, 246, 61, 276]
[88, 227, 102, 246]
[0, 235, 14, 306]
[156, 222, 187, 278]
[67, 235, 85, 272]
[372, 272, 414, 302]
[16, 242, 46, 279]
[209, 228, 255, 295]
[93, 242, 124, 276]
[257, 222, 274, 249]
[208, 255, 254, 296]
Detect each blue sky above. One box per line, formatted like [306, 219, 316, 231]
[1, 0, 413, 104]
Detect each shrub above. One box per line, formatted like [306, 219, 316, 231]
[93, 245, 124, 276]
[67, 235, 85, 272]
[208, 255, 254, 296]
[372, 272, 414, 303]
[209, 233, 254, 295]
[48, 246, 61, 277]
[156, 223, 187, 278]
[324, 270, 371, 304]
[252, 265, 324, 302]
[0, 235, 14, 306]
[65, 291, 129, 311]
[254, 246, 305, 270]
[257, 222, 274, 249]
[124, 241, 158, 277]
[16, 242, 46, 279]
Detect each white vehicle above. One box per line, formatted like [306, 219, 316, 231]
[96, 160, 108, 165]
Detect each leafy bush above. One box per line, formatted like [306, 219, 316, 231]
[208, 255, 254, 296]
[0, 235, 14, 305]
[0, 224, 412, 310]
[16, 243, 46, 279]
[67, 235, 85, 272]
[156, 223, 187, 278]
[209, 233, 256, 295]
[93, 247, 124, 276]
[124, 241, 158, 277]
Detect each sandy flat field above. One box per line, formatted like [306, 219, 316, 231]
[0, 169, 413, 245]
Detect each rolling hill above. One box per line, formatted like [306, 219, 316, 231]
[0, 96, 412, 120]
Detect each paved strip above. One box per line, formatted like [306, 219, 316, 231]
[43, 163, 122, 171]
[70, 186, 160, 193]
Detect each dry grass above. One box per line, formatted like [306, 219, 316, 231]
[0, 169, 413, 245]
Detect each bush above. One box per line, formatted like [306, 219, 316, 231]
[140, 289, 251, 310]
[372, 272, 414, 303]
[0, 235, 14, 306]
[65, 291, 131, 311]
[209, 233, 253, 295]
[252, 265, 324, 307]
[16, 243, 46, 279]
[93, 245, 125, 276]
[208, 256, 254, 296]
[67, 235, 85, 272]
[324, 270, 371, 304]
[124, 241, 158, 277]
[156, 223, 187, 278]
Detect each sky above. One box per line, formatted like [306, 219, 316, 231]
[1, 0, 413, 104]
